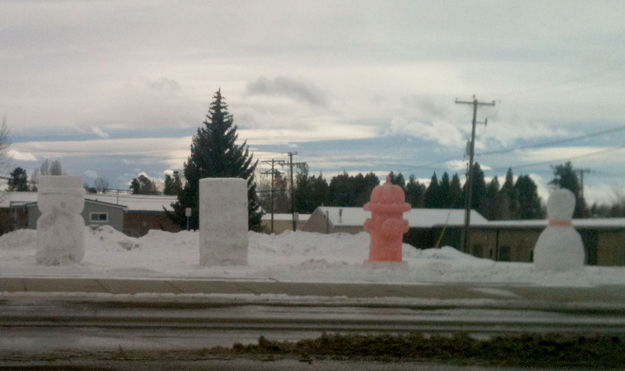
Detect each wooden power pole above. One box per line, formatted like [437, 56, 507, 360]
[455, 95, 495, 253]
[286, 151, 306, 231]
[261, 159, 285, 233]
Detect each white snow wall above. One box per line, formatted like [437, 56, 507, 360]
[199, 178, 248, 266]
[36, 175, 85, 265]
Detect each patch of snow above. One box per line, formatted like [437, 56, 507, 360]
[0, 229, 36, 250]
[0, 228, 623, 287]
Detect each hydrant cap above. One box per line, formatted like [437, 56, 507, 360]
[370, 176, 406, 204]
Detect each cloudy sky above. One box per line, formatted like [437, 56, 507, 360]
[2, 0, 624, 205]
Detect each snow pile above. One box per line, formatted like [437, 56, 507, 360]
[0, 227, 624, 286]
[0, 229, 36, 250]
[87, 225, 140, 251]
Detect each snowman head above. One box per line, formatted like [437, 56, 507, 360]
[547, 188, 575, 221]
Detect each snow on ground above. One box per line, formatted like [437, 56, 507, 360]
[1, 226, 624, 287]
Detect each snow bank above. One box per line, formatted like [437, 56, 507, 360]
[0, 229, 36, 250]
[0, 228, 624, 287]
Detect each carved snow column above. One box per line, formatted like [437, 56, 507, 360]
[199, 178, 248, 266]
[364, 177, 411, 263]
[36, 175, 85, 265]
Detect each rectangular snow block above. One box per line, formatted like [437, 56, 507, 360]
[199, 178, 248, 266]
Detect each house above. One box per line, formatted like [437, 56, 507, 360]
[465, 218, 625, 266]
[0, 192, 180, 237]
[301, 206, 488, 248]
[260, 213, 310, 234]
[301, 206, 625, 266]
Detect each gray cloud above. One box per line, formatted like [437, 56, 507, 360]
[147, 77, 180, 92]
[246, 76, 329, 107]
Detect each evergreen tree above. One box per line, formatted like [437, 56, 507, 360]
[351, 173, 367, 206]
[463, 163, 487, 210]
[310, 173, 330, 209]
[163, 171, 182, 195]
[479, 176, 500, 219]
[329, 172, 353, 206]
[439, 172, 451, 207]
[8, 167, 28, 191]
[424, 172, 440, 208]
[549, 161, 587, 218]
[130, 174, 158, 195]
[515, 175, 543, 219]
[352, 172, 379, 206]
[499, 168, 519, 219]
[449, 173, 463, 208]
[405, 175, 426, 207]
[169, 90, 262, 230]
[388, 171, 406, 189]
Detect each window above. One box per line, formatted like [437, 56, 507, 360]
[89, 212, 108, 223]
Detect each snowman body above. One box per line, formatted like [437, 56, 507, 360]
[533, 189, 585, 271]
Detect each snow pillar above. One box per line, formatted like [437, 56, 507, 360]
[199, 178, 248, 266]
[36, 175, 85, 265]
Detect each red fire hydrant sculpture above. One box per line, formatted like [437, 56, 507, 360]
[364, 177, 411, 262]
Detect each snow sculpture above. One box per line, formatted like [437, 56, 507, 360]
[533, 188, 585, 271]
[364, 177, 411, 263]
[36, 175, 85, 265]
[199, 178, 248, 266]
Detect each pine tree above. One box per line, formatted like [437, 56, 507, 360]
[499, 168, 519, 219]
[424, 172, 440, 208]
[8, 167, 28, 191]
[463, 163, 487, 210]
[130, 174, 158, 195]
[449, 173, 463, 208]
[169, 90, 262, 230]
[405, 175, 426, 207]
[479, 176, 500, 219]
[329, 172, 353, 206]
[163, 171, 182, 195]
[309, 173, 330, 209]
[515, 175, 543, 219]
[294, 168, 314, 213]
[388, 171, 406, 189]
[439, 172, 451, 207]
[353, 172, 380, 206]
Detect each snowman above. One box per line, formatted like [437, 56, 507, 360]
[533, 188, 585, 271]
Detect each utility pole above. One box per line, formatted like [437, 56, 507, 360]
[261, 159, 285, 233]
[286, 152, 306, 231]
[577, 168, 592, 204]
[287, 152, 298, 231]
[455, 95, 495, 253]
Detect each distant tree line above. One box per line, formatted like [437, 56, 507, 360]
[271, 163, 544, 220]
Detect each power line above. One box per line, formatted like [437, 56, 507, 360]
[260, 159, 286, 233]
[285, 152, 306, 232]
[499, 59, 625, 98]
[490, 146, 625, 172]
[476, 125, 625, 156]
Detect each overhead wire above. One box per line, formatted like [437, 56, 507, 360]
[490, 146, 625, 172]
[475, 125, 625, 156]
[498, 59, 625, 98]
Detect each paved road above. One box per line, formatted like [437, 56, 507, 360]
[3, 276, 625, 304]
[2, 277, 625, 367]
